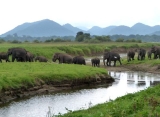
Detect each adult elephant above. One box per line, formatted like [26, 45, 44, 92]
[151, 46, 160, 59]
[26, 51, 35, 62]
[127, 49, 135, 62]
[35, 56, 48, 62]
[0, 52, 10, 62]
[72, 56, 86, 65]
[137, 48, 146, 60]
[103, 52, 122, 66]
[91, 57, 100, 67]
[52, 53, 73, 64]
[7, 47, 27, 62]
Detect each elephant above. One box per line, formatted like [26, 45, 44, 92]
[26, 51, 35, 62]
[35, 56, 48, 62]
[0, 52, 10, 62]
[127, 49, 135, 62]
[103, 52, 122, 66]
[137, 48, 146, 60]
[7, 47, 27, 62]
[72, 56, 86, 65]
[52, 53, 73, 64]
[91, 57, 100, 67]
[151, 46, 160, 59]
[147, 49, 152, 59]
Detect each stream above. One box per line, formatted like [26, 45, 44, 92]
[0, 71, 160, 117]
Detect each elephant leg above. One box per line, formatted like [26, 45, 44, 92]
[113, 61, 116, 66]
[12, 56, 15, 62]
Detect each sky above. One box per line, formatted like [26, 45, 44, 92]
[0, 0, 160, 35]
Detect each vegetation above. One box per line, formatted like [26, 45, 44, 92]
[1, 42, 160, 117]
[0, 63, 108, 91]
[2, 32, 160, 43]
[57, 84, 160, 117]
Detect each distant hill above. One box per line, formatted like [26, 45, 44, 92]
[62, 23, 83, 34]
[1, 19, 75, 37]
[1, 19, 160, 37]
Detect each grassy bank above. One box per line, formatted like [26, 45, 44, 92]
[0, 62, 110, 91]
[57, 84, 160, 117]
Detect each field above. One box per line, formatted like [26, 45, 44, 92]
[1, 42, 160, 116]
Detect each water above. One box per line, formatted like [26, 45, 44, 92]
[0, 71, 160, 117]
[85, 53, 127, 64]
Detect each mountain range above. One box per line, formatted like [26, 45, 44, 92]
[1, 19, 160, 37]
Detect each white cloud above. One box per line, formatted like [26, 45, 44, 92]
[0, 0, 160, 34]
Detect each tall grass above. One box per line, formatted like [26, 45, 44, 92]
[0, 62, 108, 91]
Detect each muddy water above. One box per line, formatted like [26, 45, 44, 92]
[85, 53, 127, 65]
[0, 71, 160, 117]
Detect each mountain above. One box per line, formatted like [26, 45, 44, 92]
[1, 19, 160, 37]
[63, 23, 83, 34]
[108, 25, 136, 35]
[88, 26, 103, 35]
[1, 19, 75, 37]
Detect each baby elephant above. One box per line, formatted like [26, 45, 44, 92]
[91, 57, 100, 67]
[35, 56, 48, 62]
[0, 52, 10, 62]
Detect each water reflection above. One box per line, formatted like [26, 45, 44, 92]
[0, 71, 160, 117]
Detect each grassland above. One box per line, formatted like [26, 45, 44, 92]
[0, 42, 160, 91]
[1, 42, 160, 116]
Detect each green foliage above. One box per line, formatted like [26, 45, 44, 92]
[0, 63, 108, 91]
[115, 38, 124, 42]
[58, 84, 160, 117]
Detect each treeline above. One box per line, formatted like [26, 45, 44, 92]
[1, 31, 160, 43]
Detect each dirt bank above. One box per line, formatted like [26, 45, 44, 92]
[0, 74, 114, 105]
[104, 64, 160, 74]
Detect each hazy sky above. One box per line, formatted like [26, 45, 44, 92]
[0, 0, 160, 35]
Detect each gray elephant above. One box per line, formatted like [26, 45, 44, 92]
[147, 49, 152, 59]
[35, 56, 48, 62]
[7, 47, 27, 62]
[151, 46, 160, 59]
[127, 49, 135, 62]
[137, 48, 146, 60]
[0, 52, 10, 62]
[26, 51, 35, 62]
[91, 57, 100, 67]
[52, 53, 73, 64]
[103, 52, 122, 66]
[72, 56, 86, 65]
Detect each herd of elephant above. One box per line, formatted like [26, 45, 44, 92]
[0, 47, 99, 66]
[0, 46, 159, 67]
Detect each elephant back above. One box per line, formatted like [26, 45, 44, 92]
[73, 56, 86, 65]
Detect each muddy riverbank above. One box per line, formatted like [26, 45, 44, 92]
[0, 74, 114, 105]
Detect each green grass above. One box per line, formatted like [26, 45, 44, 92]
[57, 84, 160, 117]
[0, 62, 108, 91]
[1, 42, 160, 62]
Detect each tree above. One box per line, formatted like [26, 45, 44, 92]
[75, 31, 84, 42]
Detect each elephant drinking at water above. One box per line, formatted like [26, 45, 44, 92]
[52, 53, 73, 64]
[103, 52, 122, 66]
